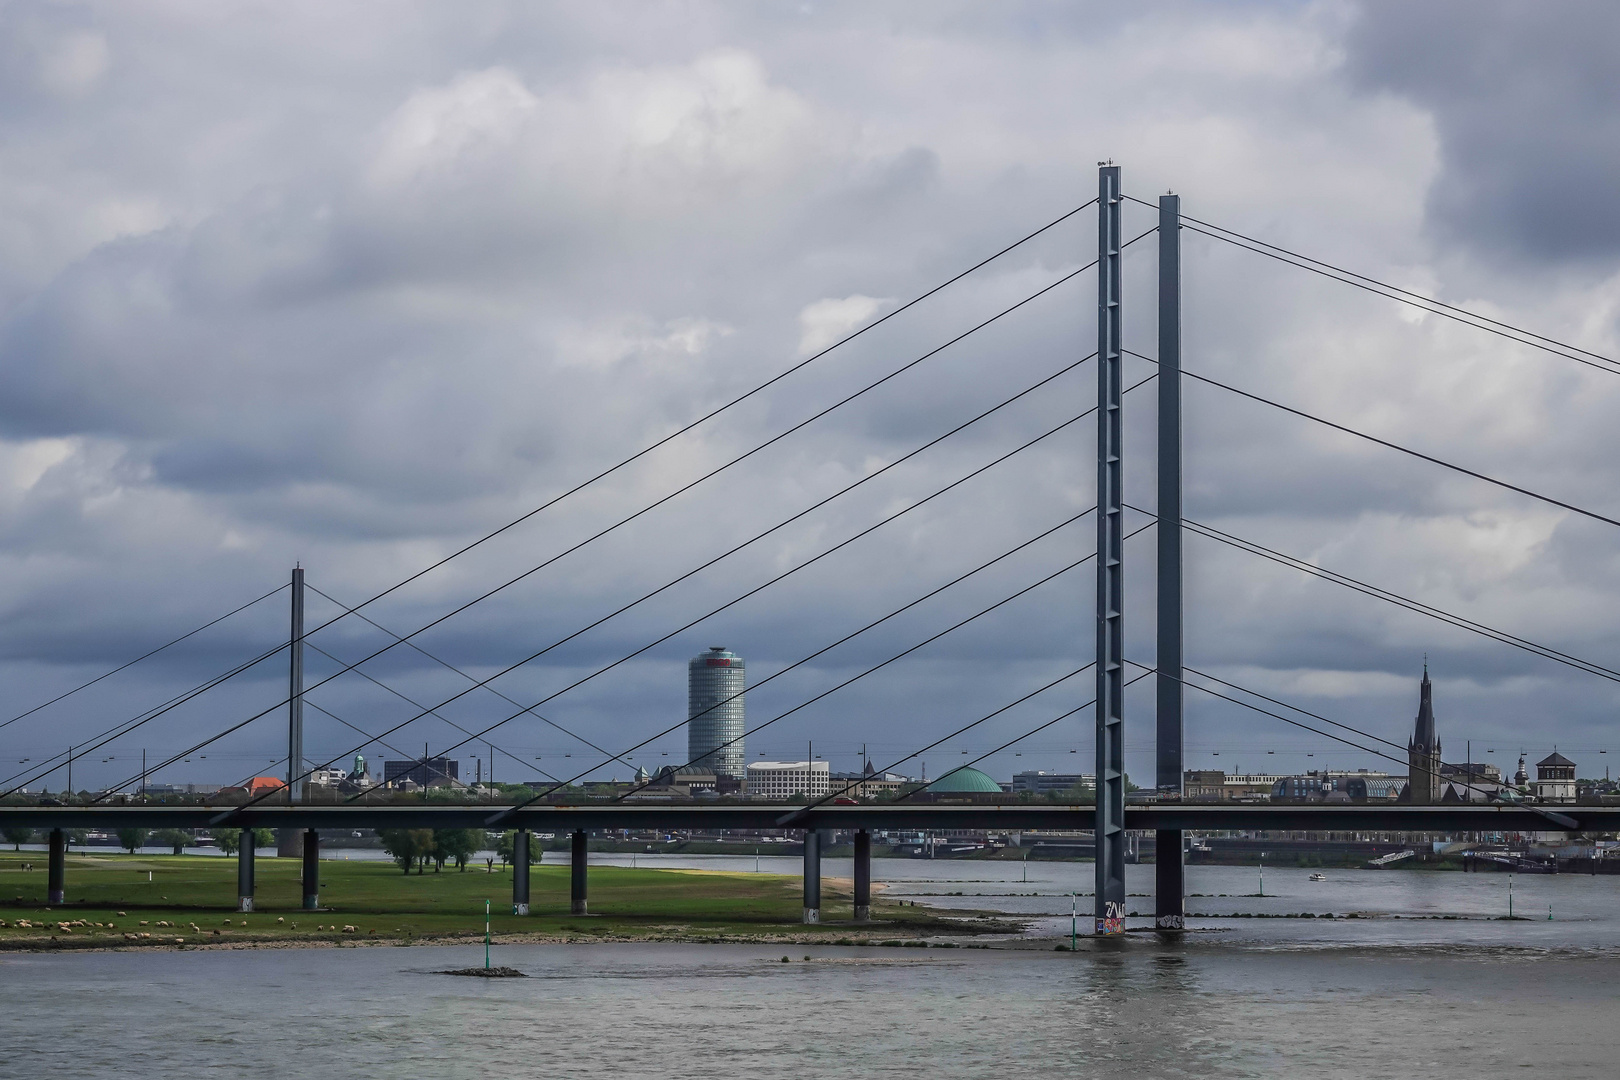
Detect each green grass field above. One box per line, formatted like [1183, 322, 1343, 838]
[0, 852, 1011, 948]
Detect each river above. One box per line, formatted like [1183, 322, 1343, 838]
[3, 854, 1617, 1077]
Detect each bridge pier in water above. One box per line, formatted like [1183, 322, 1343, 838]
[47, 827, 65, 905]
[853, 829, 871, 921]
[802, 829, 821, 924]
[512, 829, 530, 915]
[570, 830, 587, 915]
[301, 829, 319, 910]
[236, 828, 255, 912]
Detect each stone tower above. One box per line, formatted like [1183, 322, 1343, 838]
[1406, 664, 1443, 805]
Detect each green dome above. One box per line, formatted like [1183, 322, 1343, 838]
[924, 766, 1003, 794]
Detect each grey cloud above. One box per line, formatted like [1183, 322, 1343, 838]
[1347, 0, 1620, 263]
[1, 2, 1617, 794]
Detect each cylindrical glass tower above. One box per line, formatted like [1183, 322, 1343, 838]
[688, 646, 745, 779]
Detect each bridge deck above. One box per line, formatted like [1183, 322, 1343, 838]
[1, 802, 1613, 832]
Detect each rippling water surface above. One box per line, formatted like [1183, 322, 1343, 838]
[4, 856, 1618, 1078]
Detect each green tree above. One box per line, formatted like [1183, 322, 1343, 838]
[116, 827, 149, 854]
[4, 827, 32, 850]
[378, 828, 416, 873]
[150, 829, 193, 855]
[434, 828, 477, 871]
[379, 828, 437, 874]
[211, 828, 273, 856]
[408, 829, 434, 873]
[491, 830, 542, 869]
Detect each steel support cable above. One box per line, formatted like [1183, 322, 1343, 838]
[789, 527, 1160, 818]
[1181, 222, 1620, 377]
[494, 531, 1123, 824]
[212, 200, 1101, 674]
[302, 583, 635, 773]
[172, 250, 1130, 797]
[301, 700, 430, 772]
[0, 642, 285, 795]
[299, 642, 567, 781]
[892, 666, 1159, 806]
[774, 663, 1095, 822]
[612, 523, 1152, 811]
[215, 756, 290, 798]
[1181, 665, 1406, 752]
[776, 664, 1095, 823]
[1141, 508, 1620, 686]
[1126, 660, 1411, 764]
[300, 352, 1091, 765]
[0, 582, 289, 733]
[223, 374, 1159, 817]
[1, 626, 299, 796]
[104, 612, 554, 796]
[1126, 660, 1580, 829]
[1152, 358, 1620, 532]
[1120, 194, 1620, 376]
[0, 641, 290, 800]
[165, 372, 1120, 817]
[300, 697, 568, 788]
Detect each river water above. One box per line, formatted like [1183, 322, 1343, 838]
[4, 855, 1618, 1077]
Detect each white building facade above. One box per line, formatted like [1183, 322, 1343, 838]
[746, 760, 830, 798]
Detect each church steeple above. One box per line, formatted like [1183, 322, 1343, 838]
[1411, 662, 1437, 752]
[1406, 662, 1443, 804]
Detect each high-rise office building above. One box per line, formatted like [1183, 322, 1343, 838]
[688, 646, 745, 780]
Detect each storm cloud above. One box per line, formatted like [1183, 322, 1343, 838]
[1, 1, 1618, 794]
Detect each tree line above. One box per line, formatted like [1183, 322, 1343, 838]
[4, 826, 535, 866]
[377, 829, 541, 874]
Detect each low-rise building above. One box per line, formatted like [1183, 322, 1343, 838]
[305, 768, 349, 788]
[746, 760, 830, 799]
[1011, 771, 1094, 796]
[638, 765, 719, 797]
[1224, 773, 1283, 800]
[830, 765, 912, 799]
[1184, 770, 1226, 800]
[1440, 761, 1502, 784]
[1535, 752, 1577, 803]
[383, 757, 459, 787]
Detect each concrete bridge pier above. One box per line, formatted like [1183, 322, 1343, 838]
[236, 828, 255, 912]
[570, 830, 588, 915]
[301, 829, 319, 910]
[853, 829, 871, 921]
[512, 829, 531, 915]
[47, 828, 65, 906]
[802, 829, 821, 924]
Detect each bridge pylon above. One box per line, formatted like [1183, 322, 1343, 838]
[1094, 163, 1127, 936]
[1155, 191, 1186, 933]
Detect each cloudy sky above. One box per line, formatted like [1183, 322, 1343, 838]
[3, 0, 1618, 794]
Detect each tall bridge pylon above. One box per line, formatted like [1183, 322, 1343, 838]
[1093, 164, 1127, 936]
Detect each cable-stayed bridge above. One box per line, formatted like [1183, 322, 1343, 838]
[4, 165, 1617, 936]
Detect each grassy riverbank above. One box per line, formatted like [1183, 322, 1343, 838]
[0, 852, 1018, 950]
